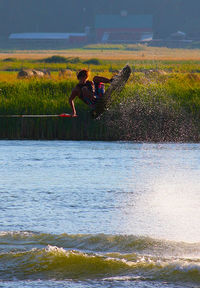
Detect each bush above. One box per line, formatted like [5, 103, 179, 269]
[3, 58, 17, 62]
[40, 55, 68, 63]
[40, 55, 81, 64]
[83, 58, 102, 65]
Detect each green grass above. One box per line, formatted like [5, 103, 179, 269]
[1, 72, 199, 114]
[0, 57, 200, 141]
[0, 79, 76, 114]
[1, 57, 200, 75]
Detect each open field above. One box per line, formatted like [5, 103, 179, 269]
[1, 45, 200, 61]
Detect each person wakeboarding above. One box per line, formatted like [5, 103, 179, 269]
[69, 69, 112, 117]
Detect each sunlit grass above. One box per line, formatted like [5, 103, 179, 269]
[0, 70, 200, 114]
[0, 51, 200, 140]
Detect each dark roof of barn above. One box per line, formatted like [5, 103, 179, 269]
[95, 15, 153, 29]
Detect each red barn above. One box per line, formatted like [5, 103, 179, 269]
[95, 14, 153, 43]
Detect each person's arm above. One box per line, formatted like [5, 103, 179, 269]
[69, 88, 78, 117]
[93, 76, 111, 84]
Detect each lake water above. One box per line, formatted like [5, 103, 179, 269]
[0, 141, 200, 288]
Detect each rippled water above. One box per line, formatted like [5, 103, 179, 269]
[0, 141, 200, 288]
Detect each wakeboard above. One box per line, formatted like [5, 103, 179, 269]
[91, 64, 131, 119]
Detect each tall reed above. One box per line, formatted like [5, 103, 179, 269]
[0, 71, 200, 141]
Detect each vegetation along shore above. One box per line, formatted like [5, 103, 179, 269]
[0, 46, 200, 141]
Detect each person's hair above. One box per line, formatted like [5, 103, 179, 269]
[77, 69, 89, 80]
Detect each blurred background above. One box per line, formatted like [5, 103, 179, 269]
[0, 0, 200, 49]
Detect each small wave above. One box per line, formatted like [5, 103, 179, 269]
[0, 245, 200, 283]
[0, 231, 199, 257]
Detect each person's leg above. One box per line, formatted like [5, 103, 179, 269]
[93, 76, 111, 84]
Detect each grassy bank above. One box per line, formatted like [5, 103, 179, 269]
[0, 70, 200, 141]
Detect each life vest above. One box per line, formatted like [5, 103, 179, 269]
[94, 82, 105, 98]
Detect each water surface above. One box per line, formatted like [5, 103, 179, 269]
[0, 141, 200, 287]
